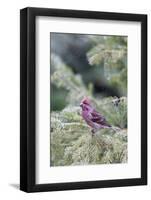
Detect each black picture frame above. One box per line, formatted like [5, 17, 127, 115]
[20, 7, 147, 193]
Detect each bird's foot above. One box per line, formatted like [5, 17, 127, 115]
[91, 129, 97, 137]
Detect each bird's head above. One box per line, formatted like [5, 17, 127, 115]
[80, 97, 91, 109]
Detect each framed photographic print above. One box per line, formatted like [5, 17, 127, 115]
[20, 7, 147, 192]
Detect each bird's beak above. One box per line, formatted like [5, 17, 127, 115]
[80, 103, 82, 107]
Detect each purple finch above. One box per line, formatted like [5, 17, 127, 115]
[80, 97, 115, 135]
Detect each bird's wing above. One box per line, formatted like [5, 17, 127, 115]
[90, 109, 111, 126]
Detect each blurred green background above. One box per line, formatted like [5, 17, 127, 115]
[50, 33, 127, 111]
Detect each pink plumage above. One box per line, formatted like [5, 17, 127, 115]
[80, 97, 112, 134]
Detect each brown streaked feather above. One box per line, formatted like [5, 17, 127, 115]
[90, 110, 111, 127]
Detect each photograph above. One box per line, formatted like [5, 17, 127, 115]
[20, 7, 147, 192]
[50, 33, 128, 167]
